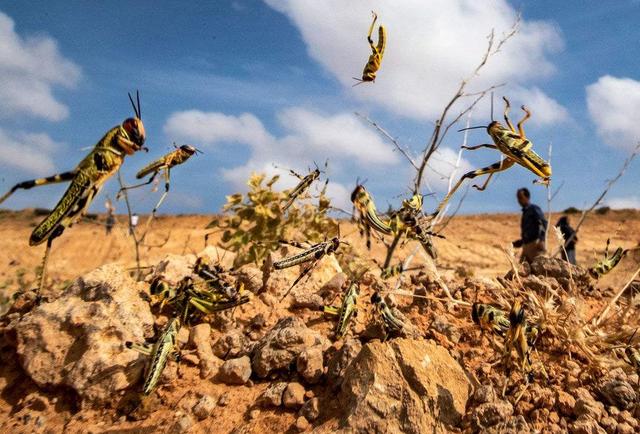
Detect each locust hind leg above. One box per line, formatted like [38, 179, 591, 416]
[117, 173, 158, 200]
[471, 159, 515, 191]
[140, 168, 171, 242]
[517, 106, 531, 139]
[461, 144, 497, 151]
[367, 11, 378, 46]
[502, 97, 516, 132]
[0, 171, 76, 205]
[36, 225, 64, 301]
[279, 260, 318, 302]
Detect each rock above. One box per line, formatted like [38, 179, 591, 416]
[235, 264, 263, 294]
[530, 256, 591, 289]
[296, 347, 324, 384]
[151, 253, 196, 285]
[189, 323, 220, 379]
[192, 394, 216, 420]
[249, 409, 260, 420]
[430, 316, 461, 344]
[338, 338, 470, 433]
[283, 382, 306, 409]
[326, 338, 362, 388]
[295, 416, 310, 432]
[600, 417, 617, 433]
[218, 356, 252, 385]
[291, 292, 324, 310]
[473, 385, 498, 404]
[471, 401, 514, 430]
[12, 264, 154, 406]
[300, 397, 320, 421]
[570, 415, 607, 434]
[251, 317, 327, 378]
[597, 379, 636, 410]
[616, 423, 635, 434]
[213, 329, 252, 359]
[319, 272, 348, 294]
[218, 393, 229, 406]
[177, 327, 190, 347]
[169, 413, 194, 434]
[258, 382, 287, 407]
[197, 246, 235, 270]
[556, 389, 576, 417]
[522, 275, 554, 294]
[573, 387, 605, 420]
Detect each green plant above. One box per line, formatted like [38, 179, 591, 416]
[208, 172, 339, 268]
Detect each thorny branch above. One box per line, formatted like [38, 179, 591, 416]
[553, 143, 640, 257]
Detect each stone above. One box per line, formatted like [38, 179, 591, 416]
[295, 416, 310, 432]
[251, 317, 327, 378]
[556, 389, 576, 417]
[11, 264, 154, 406]
[296, 347, 324, 384]
[189, 323, 220, 379]
[218, 356, 252, 385]
[597, 379, 636, 410]
[283, 382, 305, 409]
[569, 415, 607, 434]
[471, 401, 514, 430]
[258, 382, 287, 408]
[326, 338, 362, 389]
[192, 394, 216, 420]
[299, 397, 320, 421]
[213, 329, 251, 359]
[337, 338, 470, 433]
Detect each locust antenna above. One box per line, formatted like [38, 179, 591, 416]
[136, 90, 141, 119]
[458, 126, 488, 132]
[128, 92, 140, 118]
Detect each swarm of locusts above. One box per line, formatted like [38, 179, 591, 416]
[3, 10, 639, 405]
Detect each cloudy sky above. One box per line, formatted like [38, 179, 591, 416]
[1, 1, 640, 216]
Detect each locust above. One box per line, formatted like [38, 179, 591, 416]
[282, 162, 325, 212]
[125, 316, 181, 396]
[118, 144, 201, 238]
[390, 193, 442, 259]
[274, 236, 346, 301]
[472, 303, 511, 337]
[322, 282, 359, 338]
[371, 291, 405, 338]
[623, 329, 640, 376]
[353, 11, 386, 86]
[504, 301, 537, 383]
[378, 261, 424, 280]
[434, 97, 552, 216]
[0, 92, 146, 295]
[589, 238, 628, 279]
[351, 184, 391, 249]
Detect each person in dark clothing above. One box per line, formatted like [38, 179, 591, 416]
[512, 188, 547, 263]
[556, 216, 577, 265]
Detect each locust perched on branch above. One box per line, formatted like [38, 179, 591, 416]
[118, 144, 201, 238]
[0, 92, 147, 296]
[353, 11, 386, 86]
[435, 97, 552, 216]
[351, 184, 391, 249]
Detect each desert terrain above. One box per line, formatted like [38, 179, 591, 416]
[0, 209, 639, 434]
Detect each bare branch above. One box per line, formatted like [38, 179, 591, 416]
[117, 170, 142, 279]
[553, 143, 640, 256]
[356, 112, 418, 170]
[413, 21, 518, 196]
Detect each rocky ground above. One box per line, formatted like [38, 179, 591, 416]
[0, 210, 639, 433]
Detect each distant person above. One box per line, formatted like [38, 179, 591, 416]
[512, 188, 547, 264]
[105, 212, 115, 235]
[556, 216, 577, 265]
[130, 213, 139, 236]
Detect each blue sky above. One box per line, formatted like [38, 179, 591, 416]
[1, 0, 640, 217]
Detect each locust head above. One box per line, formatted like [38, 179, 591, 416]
[122, 117, 146, 151]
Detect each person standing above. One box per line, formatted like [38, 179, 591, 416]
[556, 216, 577, 265]
[512, 188, 547, 264]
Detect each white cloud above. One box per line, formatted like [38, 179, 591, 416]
[426, 147, 474, 191]
[265, 0, 565, 121]
[606, 196, 640, 210]
[0, 127, 64, 174]
[0, 11, 81, 121]
[586, 75, 640, 151]
[509, 86, 570, 125]
[164, 107, 402, 208]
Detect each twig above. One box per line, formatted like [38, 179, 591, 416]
[553, 143, 640, 256]
[593, 264, 640, 327]
[413, 18, 520, 196]
[356, 112, 418, 170]
[545, 143, 552, 248]
[117, 170, 142, 279]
